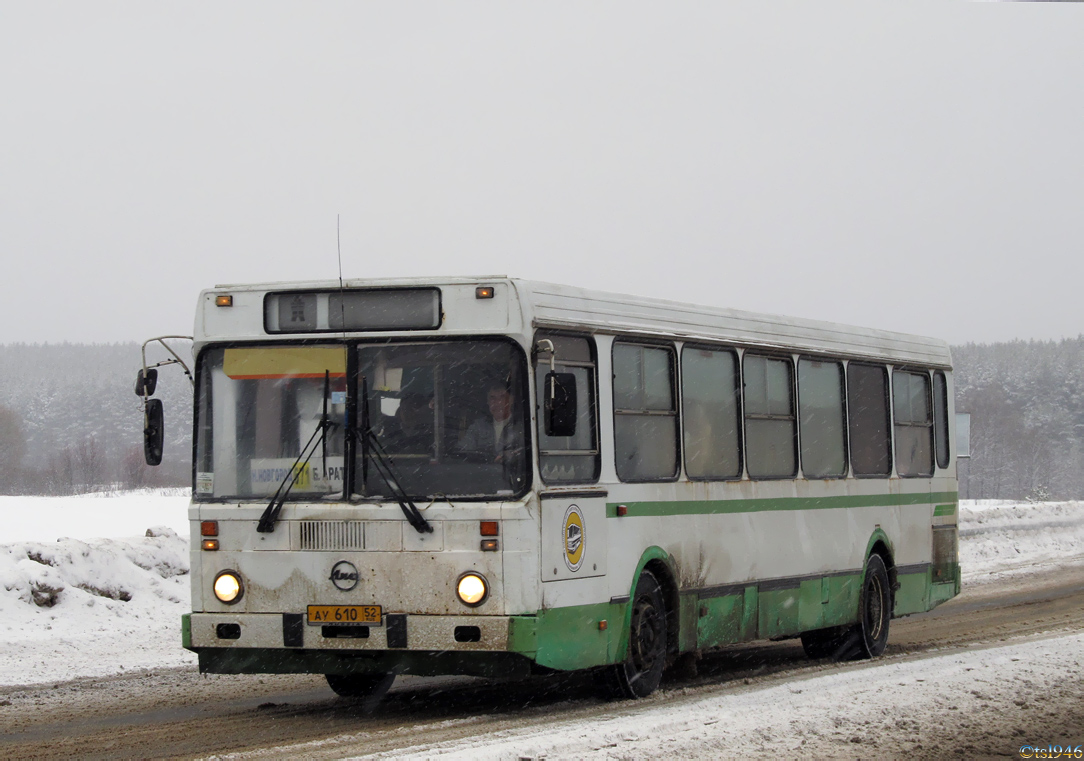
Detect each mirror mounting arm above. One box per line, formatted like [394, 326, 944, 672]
[139, 336, 195, 402]
[535, 338, 559, 409]
[535, 338, 557, 374]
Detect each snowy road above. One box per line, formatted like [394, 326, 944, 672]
[1, 562, 1082, 759]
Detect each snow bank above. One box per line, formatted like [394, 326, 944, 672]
[0, 492, 195, 685]
[959, 500, 1084, 579]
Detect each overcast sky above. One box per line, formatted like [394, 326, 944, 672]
[1, 2, 1082, 347]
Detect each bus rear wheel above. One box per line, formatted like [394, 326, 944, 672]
[854, 553, 891, 659]
[325, 672, 395, 701]
[607, 570, 667, 699]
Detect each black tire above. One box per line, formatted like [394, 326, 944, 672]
[607, 570, 668, 699]
[800, 626, 848, 660]
[854, 553, 892, 659]
[325, 672, 395, 702]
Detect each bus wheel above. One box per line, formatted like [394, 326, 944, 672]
[609, 570, 667, 699]
[854, 553, 891, 658]
[325, 672, 395, 701]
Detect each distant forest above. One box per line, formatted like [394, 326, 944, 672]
[0, 342, 192, 494]
[0, 338, 1081, 499]
[953, 338, 1084, 501]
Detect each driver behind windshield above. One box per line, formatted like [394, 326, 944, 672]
[458, 384, 524, 463]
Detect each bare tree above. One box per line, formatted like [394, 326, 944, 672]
[75, 435, 104, 492]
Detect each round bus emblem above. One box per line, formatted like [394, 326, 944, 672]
[563, 504, 585, 572]
[330, 560, 359, 591]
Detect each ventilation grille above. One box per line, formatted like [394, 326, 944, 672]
[299, 520, 364, 551]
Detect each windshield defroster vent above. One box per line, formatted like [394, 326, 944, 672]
[299, 520, 364, 551]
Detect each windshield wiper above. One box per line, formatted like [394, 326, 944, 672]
[257, 372, 334, 533]
[356, 376, 433, 534]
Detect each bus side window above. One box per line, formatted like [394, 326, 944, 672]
[535, 333, 599, 484]
[797, 358, 847, 478]
[933, 371, 950, 470]
[894, 370, 934, 477]
[743, 354, 797, 479]
[613, 342, 678, 482]
[847, 363, 892, 477]
[682, 346, 741, 480]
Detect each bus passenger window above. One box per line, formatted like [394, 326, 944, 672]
[894, 370, 934, 477]
[613, 343, 678, 481]
[933, 371, 950, 470]
[798, 358, 846, 478]
[847, 363, 892, 477]
[535, 333, 599, 484]
[743, 355, 797, 479]
[682, 346, 741, 479]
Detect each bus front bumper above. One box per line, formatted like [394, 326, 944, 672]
[185, 611, 517, 652]
[183, 611, 544, 678]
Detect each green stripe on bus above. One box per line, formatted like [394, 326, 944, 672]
[933, 503, 956, 517]
[606, 491, 959, 518]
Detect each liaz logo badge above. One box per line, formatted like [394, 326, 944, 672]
[329, 560, 360, 591]
[563, 504, 585, 572]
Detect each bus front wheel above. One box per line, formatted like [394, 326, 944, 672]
[325, 672, 395, 702]
[855, 553, 891, 658]
[607, 569, 667, 699]
[800, 626, 848, 660]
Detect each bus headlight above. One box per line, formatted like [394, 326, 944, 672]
[456, 573, 488, 607]
[213, 570, 244, 604]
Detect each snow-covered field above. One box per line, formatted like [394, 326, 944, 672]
[1, 495, 1082, 688]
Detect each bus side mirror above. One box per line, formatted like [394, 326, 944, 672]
[544, 372, 577, 437]
[136, 368, 158, 397]
[144, 398, 164, 466]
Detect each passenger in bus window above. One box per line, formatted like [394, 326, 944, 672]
[458, 384, 523, 463]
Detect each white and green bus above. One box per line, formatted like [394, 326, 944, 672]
[140, 278, 959, 700]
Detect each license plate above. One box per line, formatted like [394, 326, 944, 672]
[307, 605, 382, 626]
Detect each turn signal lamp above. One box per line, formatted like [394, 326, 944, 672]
[215, 295, 233, 307]
[479, 521, 499, 536]
[201, 539, 219, 551]
[475, 287, 494, 299]
[480, 539, 499, 552]
[456, 573, 488, 606]
[213, 571, 244, 604]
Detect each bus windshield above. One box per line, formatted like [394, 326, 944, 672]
[193, 339, 529, 501]
[357, 339, 529, 500]
[194, 345, 348, 500]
